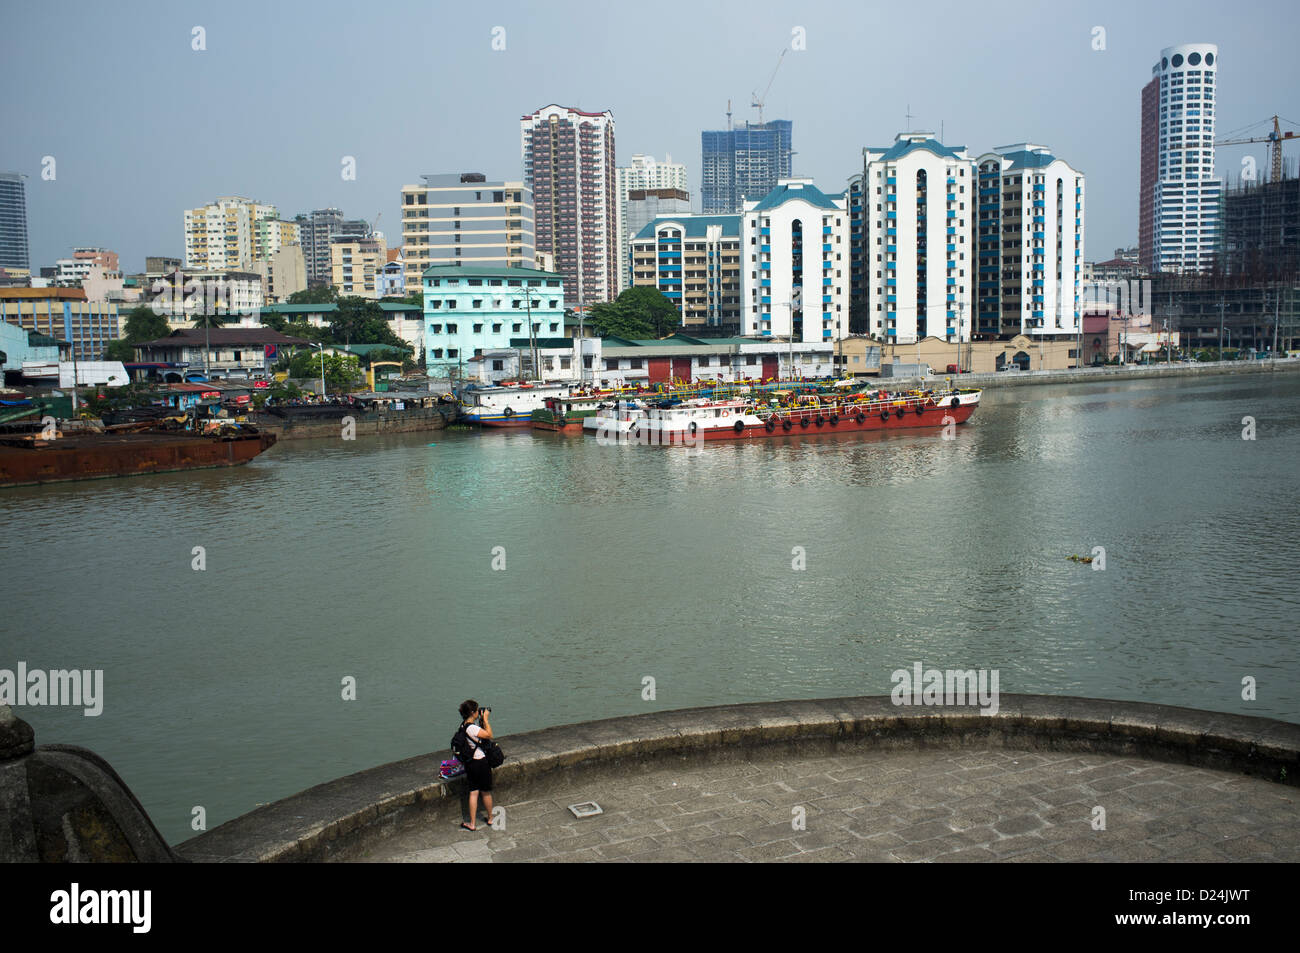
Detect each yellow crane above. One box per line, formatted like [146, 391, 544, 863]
[1214, 115, 1297, 183]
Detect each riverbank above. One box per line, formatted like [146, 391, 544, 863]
[891, 356, 1300, 392]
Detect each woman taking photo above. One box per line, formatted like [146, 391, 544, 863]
[457, 700, 494, 831]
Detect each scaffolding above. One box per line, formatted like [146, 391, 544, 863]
[1156, 166, 1300, 353]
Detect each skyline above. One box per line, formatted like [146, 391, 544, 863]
[2, 0, 1295, 276]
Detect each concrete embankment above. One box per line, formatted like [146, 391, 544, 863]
[250, 405, 458, 440]
[886, 357, 1300, 392]
[175, 695, 1300, 863]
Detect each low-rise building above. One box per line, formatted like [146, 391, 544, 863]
[421, 265, 565, 377]
[134, 328, 308, 380]
[0, 287, 119, 362]
[0, 320, 65, 383]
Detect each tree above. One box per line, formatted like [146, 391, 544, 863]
[328, 296, 405, 349]
[284, 349, 360, 394]
[614, 287, 681, 338]
[587, 301, 655, 340]
[287, 286, 339, 306]
[103, 339, 135, 362]
[121, 306, 171, 344]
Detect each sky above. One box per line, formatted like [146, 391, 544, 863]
[2, 0, 1296, 274]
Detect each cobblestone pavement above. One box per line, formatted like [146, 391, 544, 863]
[353, 747, 1299, 863]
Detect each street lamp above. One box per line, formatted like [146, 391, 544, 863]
[309, 342, 326, 399]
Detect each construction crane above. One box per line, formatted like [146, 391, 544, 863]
[1214, 115, 1297, 183]
[370, 211, 382, 239]
[751, 49, 787, 126]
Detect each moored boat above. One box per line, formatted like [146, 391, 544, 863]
[584, 388, 981, 443]
[0, 427, 276, 488]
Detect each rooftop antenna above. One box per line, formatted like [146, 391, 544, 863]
[905, 104, 915, 132]
[726, 98, 732, 132]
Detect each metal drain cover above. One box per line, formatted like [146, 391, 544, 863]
[568, 801, 603, 819]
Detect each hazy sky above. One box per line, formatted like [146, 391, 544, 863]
[3, 0, 1295, 274]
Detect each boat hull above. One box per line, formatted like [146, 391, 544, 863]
[695, 402, 977, 440]
[0, 431, 277, 487]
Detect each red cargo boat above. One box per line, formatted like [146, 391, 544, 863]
[585, 389, 981, 442]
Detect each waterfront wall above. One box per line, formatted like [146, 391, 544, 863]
[175, 695, 1300, 863]
[900, 356, 1300, 392]
[250, 406, 457, 440]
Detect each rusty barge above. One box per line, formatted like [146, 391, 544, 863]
[0, 428, 277, 488]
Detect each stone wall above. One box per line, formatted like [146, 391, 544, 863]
[175, 695, 1300, 863]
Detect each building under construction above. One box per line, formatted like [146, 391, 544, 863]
[1159, 163, 1300, 352]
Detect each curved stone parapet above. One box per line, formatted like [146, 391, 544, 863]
[175, 695, 1300, 863]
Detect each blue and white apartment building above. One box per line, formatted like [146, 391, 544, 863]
[422, 265, 564, 377]
[974, 143, 1085, 339]
[741, 178, 850, 343]
[861, 134, 975, 345]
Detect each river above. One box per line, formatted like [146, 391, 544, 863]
[3, 371, 1298, 843]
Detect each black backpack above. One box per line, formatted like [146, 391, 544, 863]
[450, 723, 477, 765]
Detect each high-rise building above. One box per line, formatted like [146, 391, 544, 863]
[1138, 43, 1222, 274]
[0, 172, 30, 272]
[400, 173, 535, 292]
[630, 214, 742, 329]
[294, 209, 369, 288]
[862, 133, 976, 345]
[254, 218, 302, 264]
[615, 155, 688, 293]
[184, 196, 286, 271]
[701, 120, 793, 214]
[741, 178, 849, 343]
[974, 144, 1085, 339]
[521, 105, 618, 306]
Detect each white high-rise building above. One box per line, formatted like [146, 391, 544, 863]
[615, 154, 687, 293]
[1139, 43, 1221, 273]
[741, 178, 850, 343]
[974, 144, 1085, 338]
[184, 196, 285, 271]
[862, 133, 976, 345]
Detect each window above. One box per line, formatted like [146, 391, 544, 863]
[473, 300, 483, 309]
[446, 324, 458, 333]
[432, 348, 443, 358]
[549, 323, 558, 332]
[512, 323, 521, 332]
[473, 324, 483, 333]
[492, 324, 501, 333]
[604, 358, 618, 370]
[512, 300, 521, 309]
[447, 300, 457, 309]
[492, 359, 504, 370]
[431, 324, 442, 333]
[447, 349, 458, 358]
